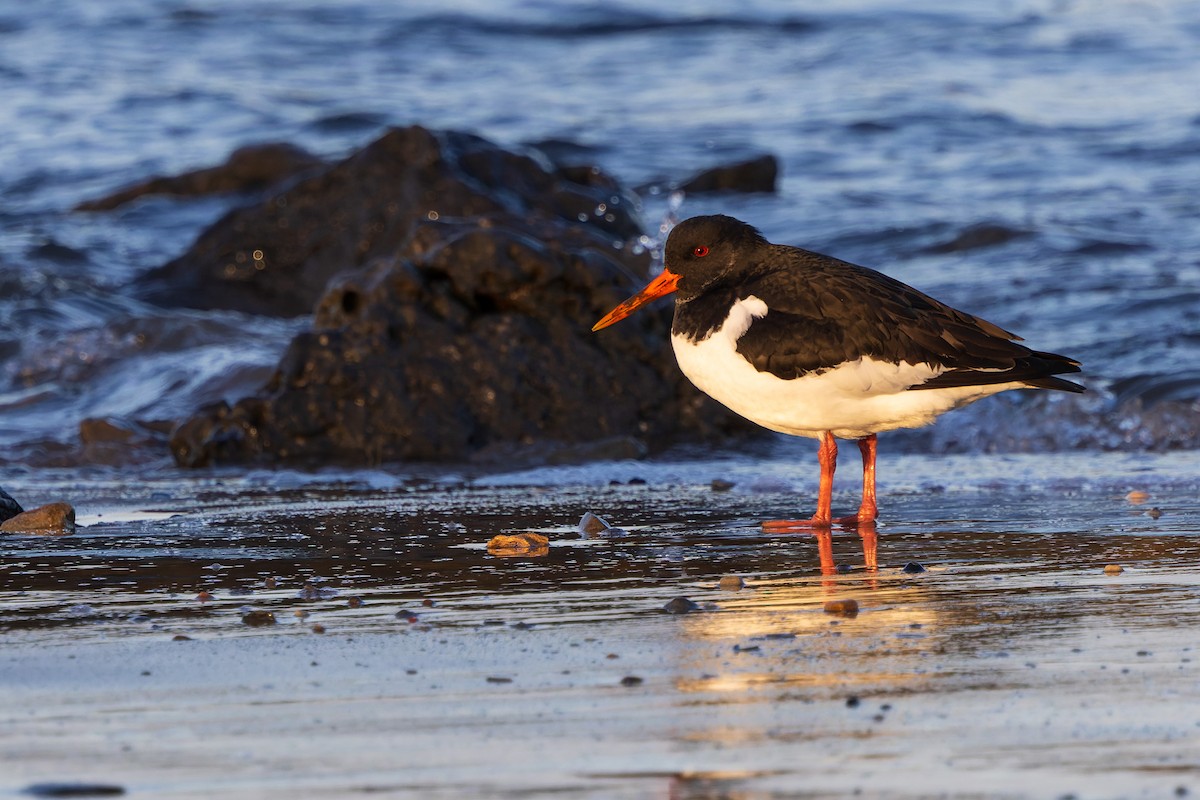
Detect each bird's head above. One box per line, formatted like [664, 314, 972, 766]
[592, 215, 767, 331]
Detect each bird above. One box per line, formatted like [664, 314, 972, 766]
[592, 214, 1083, 528]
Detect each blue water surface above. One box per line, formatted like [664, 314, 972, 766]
[1, 0, 1198, 471]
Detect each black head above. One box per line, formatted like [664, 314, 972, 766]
[592, 214, 769, 332]
[663, 215, 770, 300]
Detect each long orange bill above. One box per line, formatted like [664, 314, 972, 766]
[591, 269, 682, 331]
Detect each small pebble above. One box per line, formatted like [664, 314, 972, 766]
[195, 591, 213, 602]
[578, 512, 611, 535]
[395, 609, 419, 622]
[486, 676, 513, 684]
[627, 477, 647, 485]
[835, 564, 853, 574]
[1147, 507, 1162, 519]
[171, 634, 192, 641]
[732, 643, 760, 653]
[1104, 564, 1124, 575]
[1125, 490, 1150, 504]
[620, 675, 644, 686]
[662, 596, 700, 615]
[718, 575, 744, 591]
[710, 479, 735, 492]
[422, 598, 435, 607]
[823, 599, 860, 617]
[845, 696, 860, 708]
[311, 623, 326, 634]
[901, 562, 926, 574]
[264, 577, 277, 589]
[241, 610, 276, 627]
[606, 653, 619, 659]
[486, 532, 550, 556]
[346, 596, 363, 608]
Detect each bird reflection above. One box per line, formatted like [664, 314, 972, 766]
[768, 519, 878, 584]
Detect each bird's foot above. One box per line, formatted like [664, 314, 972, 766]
[762, 517, 832, 532]
[762, 513, 874, 532]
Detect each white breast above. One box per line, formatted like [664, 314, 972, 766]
[671, 295, 1025, 440]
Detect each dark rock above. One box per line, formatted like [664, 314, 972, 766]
[620, 675, 644, 686]
[486, 676, 513, 684]
[75, 142, 324, 211]
[153, 127, 755, 467]
[710, 479, 735, 492]
[22, 783, 125, 797]
[922, 223, 1030, 254]
[241, 610, 276, 626]
[78, 417, 167, 467]
[845, 696, 861, 708]
[662, 596, 700, 615]
[901, 562, 926, 574]
[0, 502, 75, 535]
[0, 486, 22, 523]
[139, 127, 641, 317]
[679, 154, 778, 194]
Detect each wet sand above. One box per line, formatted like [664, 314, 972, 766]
[2, 451, 1198, 798]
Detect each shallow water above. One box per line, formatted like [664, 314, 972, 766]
[2, 0, 1200, 465]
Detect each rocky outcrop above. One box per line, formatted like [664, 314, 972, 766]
[0, 487, 22, 523]
[75, 143, 324, 211]
[679, 154, 778, 194]
[138, 126, 642, 318]
[159, 128, 753, 467]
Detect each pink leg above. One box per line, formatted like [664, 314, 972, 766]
[763, 431, 838, 530]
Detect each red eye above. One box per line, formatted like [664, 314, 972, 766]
[693, 245, 710, 257]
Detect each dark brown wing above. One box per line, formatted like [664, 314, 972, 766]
[730, 247, 1083, 392]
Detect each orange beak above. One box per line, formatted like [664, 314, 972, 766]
[591, 269, 682, 331]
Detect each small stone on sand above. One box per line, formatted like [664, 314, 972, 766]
[311, 623, 326, 634]
[1104, 564, 1124, 575]
[901, 562, 926, 574]
[486, 532, 550, 556]
[578, 512, 612, 536]
[0, 502, 76, 535]
[620, 675, 644, 686]
[1147, 507, 1162, 519]
[241, 610, 276, 627]
[710, 479, 735, 492]
[1125, 490, 1150, 504]
[662, 596, 699, 615]
[719, 575, 744, 591]
[824, 599, 860, 617]
[486, 676, 513, 684]
[347, 596, 363, 608]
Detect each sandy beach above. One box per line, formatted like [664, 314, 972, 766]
[3, 451, 1198, 798]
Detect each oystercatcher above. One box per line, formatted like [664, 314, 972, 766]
[593, 215, 1083, 528]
